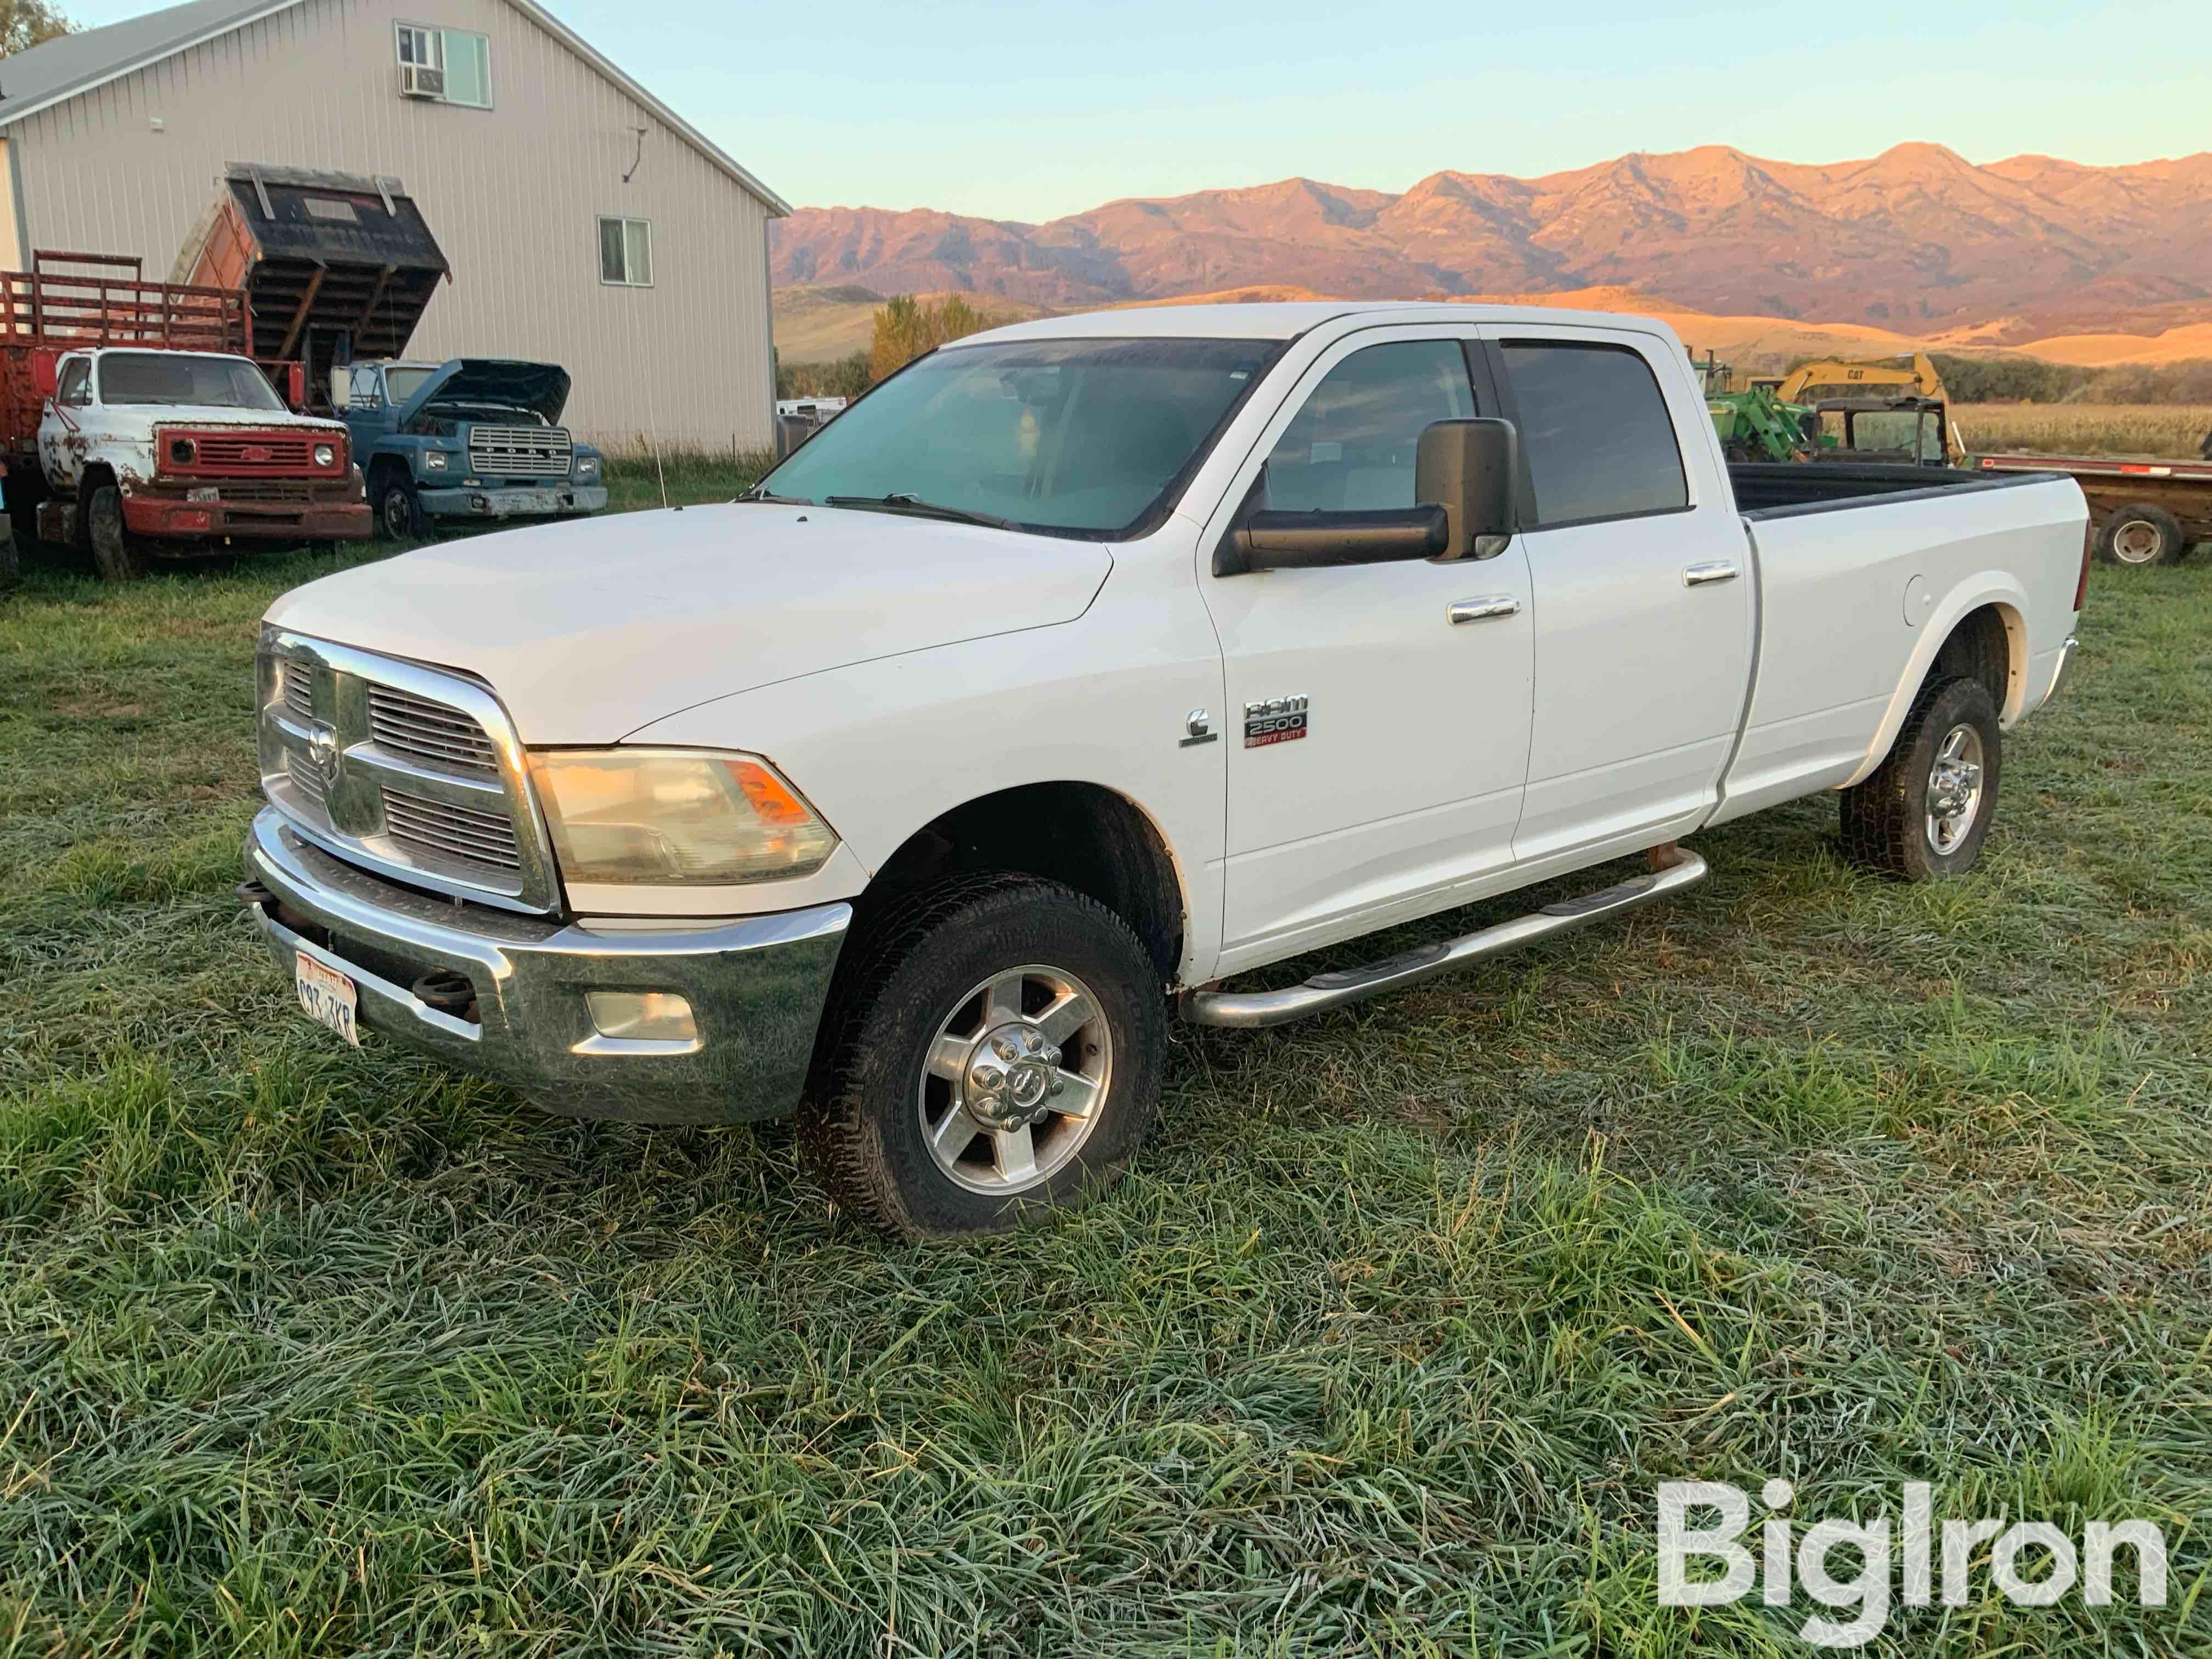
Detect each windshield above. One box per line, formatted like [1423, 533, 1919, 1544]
[98, 352, 286, 411]
[383, 366, 438, 404]
[758, 336, 1283, 537]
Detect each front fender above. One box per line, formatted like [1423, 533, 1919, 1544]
[1840, 573, 2028, 788]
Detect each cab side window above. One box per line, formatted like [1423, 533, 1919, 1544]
[56, 359, 92, 407]
[1262, 341, 1475, 512]
[1500, 341, 1686, 527]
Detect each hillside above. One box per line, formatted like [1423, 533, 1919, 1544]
[772, 280, 2210, 375]
[771, 144, 2212, 341]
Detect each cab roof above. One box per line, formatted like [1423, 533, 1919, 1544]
[964, 300, 1675, 345]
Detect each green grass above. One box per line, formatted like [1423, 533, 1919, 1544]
[1, 508, 2208, 1654]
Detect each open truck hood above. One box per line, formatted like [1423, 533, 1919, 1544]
[396, 359, 571, 427]
[262, 504, 1113, 742]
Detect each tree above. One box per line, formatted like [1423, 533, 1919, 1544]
[869, 294, 1001, 383]
[1, 0, 76, 57]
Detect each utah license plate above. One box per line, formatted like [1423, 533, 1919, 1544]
[295, 951, 359, 1046]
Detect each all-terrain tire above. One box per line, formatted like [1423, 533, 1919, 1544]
[1838, 675, 2002, 883]
[800, 873, 1165, 1239]
[86, 484, 149, 582]
[2095, 502, 2188, 567]
[375, 475, 430, 540]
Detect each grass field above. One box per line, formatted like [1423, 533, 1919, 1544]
[1955, 403, 2212, 459]
[2, 483, 2208, 1654]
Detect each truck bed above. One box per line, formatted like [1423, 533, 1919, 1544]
[1728, 461, 2070, 519]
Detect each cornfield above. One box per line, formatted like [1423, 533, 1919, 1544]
[1953, 403, 2212, 459]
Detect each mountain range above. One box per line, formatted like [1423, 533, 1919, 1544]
[770, 144, 2212, 341]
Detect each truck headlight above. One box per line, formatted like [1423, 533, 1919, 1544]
[575, 455, 600, 481]
[424, 450, 449, 472]
[313, 443, 336, 467]
[530, 749, 837, 885]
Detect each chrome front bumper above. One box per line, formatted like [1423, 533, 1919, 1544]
[241, 807, 849, 1124]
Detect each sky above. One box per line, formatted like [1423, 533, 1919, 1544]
[67, 0, 2212, 222]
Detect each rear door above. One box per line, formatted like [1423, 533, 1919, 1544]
[1478, 326, 1754, 862]
[1199, 325, 1536, 972]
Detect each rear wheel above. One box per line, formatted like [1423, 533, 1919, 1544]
[2095, 502, 2187, 567]
[801, 874, 1164, 1239]
[1839, 675, 2002, 882]
[86, 484, 149, 582]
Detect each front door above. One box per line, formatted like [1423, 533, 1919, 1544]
[1200, 328, 1536, 973]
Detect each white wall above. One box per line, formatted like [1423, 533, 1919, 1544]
[5, 0, 780, 450]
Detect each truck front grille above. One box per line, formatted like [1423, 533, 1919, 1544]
[381, 786, 523, 872]
[258, 632, 556, 913]
[186, 432, 320, 472]
[367, 684, 501, 775]
[468, 425, 572, 478]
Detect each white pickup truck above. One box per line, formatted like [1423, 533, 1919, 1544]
[241, 302, 2087, 1237]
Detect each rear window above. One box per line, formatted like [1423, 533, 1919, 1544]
[1500, 341, 1688, 526]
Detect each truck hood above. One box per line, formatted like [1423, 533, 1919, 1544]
[145, 408, 347, 433]
[395, 359, 571, 427]
[262, 505, 1113, 741]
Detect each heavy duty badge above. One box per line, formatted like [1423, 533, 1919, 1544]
[1244, 694, 1309, 748]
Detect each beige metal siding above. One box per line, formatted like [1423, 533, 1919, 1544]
[6, 0, 777, 450]
[0, 138, 20, 269]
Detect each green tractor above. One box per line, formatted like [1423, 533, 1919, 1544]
[1688, 349, 1824, 464]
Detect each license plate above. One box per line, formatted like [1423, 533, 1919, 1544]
[294, 951, 359, 1046]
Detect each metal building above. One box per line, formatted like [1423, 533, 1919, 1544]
[0, 0, 789, 450]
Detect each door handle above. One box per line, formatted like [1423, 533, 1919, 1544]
[1683, 561, 1740, 586]
[1447, 595, 1520, 624]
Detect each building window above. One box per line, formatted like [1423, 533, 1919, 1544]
[396, 23, 490, 108]
[597, 216, 654, 287]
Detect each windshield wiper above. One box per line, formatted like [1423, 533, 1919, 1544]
[824, 493, 1020, 531]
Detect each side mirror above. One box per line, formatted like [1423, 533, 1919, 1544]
[281, 362, 307, 410]
[30, 349, 59, 400]
[1220, 503, 1448, 574]
[1415, 417, 1521, 558]
[331, 372, 352, 410]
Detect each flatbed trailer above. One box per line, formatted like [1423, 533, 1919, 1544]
[1974, 450, 2212, 567]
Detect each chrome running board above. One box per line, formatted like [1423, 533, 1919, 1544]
[1179, 847, 1708, 1029]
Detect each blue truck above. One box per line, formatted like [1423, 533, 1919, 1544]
[338, 358, 606, 538]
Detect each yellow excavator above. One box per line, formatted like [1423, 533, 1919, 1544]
[1740, 352, 1967, 466]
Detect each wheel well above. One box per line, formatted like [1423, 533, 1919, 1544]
[864, 783, 1186, 980]
[78, 462, 117, 502]
[1929, 603, 2019, 718]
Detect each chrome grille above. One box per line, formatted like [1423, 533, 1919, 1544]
[381, 786, 523, 872]
[467, 424, 572, 478]
[257, 629, 557, 913]
[286, 754, 327, 808]
[368, 684, 500, 775]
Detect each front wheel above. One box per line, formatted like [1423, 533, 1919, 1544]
[800, 874, 1164, 1238]
[1838, 675, 2002, 882]
[375, 476, 428, 540]
[87, 485, 148, 582]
